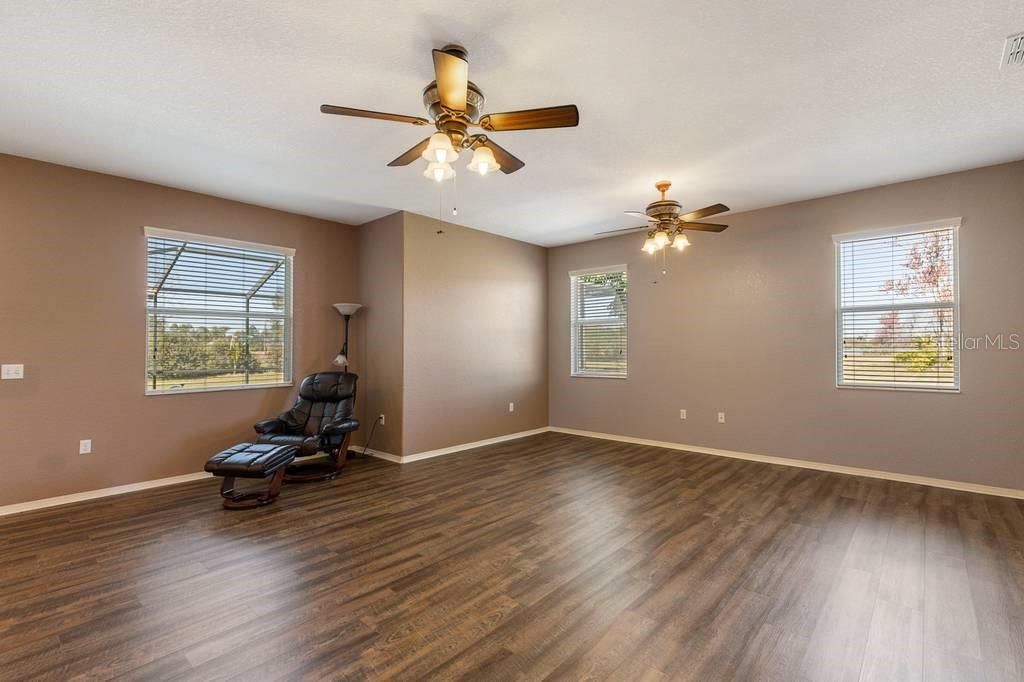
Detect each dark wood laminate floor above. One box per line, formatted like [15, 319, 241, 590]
[2, 432, 1023, 681]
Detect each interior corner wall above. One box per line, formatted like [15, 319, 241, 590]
[547, 160, 1024, 491]
[0, 154, 359, 506]
[355, 212, 405, 455]
[398, 212, 548, 456]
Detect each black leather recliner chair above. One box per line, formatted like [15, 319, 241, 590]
[254, 372, 360, 481]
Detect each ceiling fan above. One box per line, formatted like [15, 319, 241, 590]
[598, 181, 729, 253]
[320, 44, 579, 180]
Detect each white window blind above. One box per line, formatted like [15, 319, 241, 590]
[570, 266, 628, 378]
[145, 228, 293, 394]
[835, 221, 959, 391]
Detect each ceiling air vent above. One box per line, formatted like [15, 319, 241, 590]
[1003, 32, 1024, 69]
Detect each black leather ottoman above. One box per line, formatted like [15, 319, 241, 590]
[204, 443, 298, 509]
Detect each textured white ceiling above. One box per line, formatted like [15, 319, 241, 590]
[1, 1, 1022, 246]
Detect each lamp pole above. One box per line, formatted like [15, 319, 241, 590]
[340, 313, 351, 360]
[332, 303, 363, 369]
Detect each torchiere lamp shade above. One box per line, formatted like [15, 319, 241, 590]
[333, 303, 363, 317]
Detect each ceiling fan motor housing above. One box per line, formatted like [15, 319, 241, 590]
[646, 199, 683, 224]
[423, 81, 485, 123]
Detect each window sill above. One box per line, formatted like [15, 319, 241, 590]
[571, 373, 628, 380]
[145, 382, 294, 397]
[836, 383, 959, 394]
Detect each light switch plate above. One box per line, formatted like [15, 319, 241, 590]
[79, 439, 92, 455]
[1, 364, 24, 380]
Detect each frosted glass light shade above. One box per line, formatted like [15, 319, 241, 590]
[653, 229, 670, 248]
[421, 132, 459, 163]
[672, 233, 690, 251]
[424, 161, 455, 182]
[333, 303, 363, 317]
[468, 146, 500, 175]
[642, 237, 658, 254]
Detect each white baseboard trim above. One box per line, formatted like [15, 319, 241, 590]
[403, 427, 550, 463]
[352, 427, 550, 464]
[548, 427, 1024, 500]
[353, 446, 402, 463]
[0, 472, 213, 518]
[7, 426, 1018, 517]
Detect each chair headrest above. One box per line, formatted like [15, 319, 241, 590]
[298, 372, 357, 401]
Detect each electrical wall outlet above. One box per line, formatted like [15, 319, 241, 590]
[509, 402, 515, 413]
[679, 408, 687, 420]
[1, 364, 24, 380]
[79, 439, 92, 455]
[378, 414, 385, 426]
[717, 412, 726, 424]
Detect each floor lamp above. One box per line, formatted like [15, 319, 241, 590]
[332, 303, 362, 369]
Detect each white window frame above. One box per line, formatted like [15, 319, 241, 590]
[570, 264, 629, 379]
[144, 226, 295, 396]
[833, 218, 961, 393]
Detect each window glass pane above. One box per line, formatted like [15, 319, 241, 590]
[837, 226, 958, 390]
[840, 308, 956, 386]
[576, 324, 627, 374]
[571, 269, 628, 377]
[146, 233, 291, 393]
[839, 229, 954, 308]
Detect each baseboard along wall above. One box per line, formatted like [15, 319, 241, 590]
[4, 425, 1022, 517]
[352, 427, 550, 464]
[546, 426, 1024, 500]
[0, 472, 214, 517]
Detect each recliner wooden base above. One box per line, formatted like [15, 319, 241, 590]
[218, 469, 286, 509]
[283, 433, 352, 483]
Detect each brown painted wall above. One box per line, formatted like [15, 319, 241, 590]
[548, 161, 1024, 490]
[0, 154, 358, 505]
[6, 152, 1022, 503]
[402, 212, 548, 455]
[355, 212, 404, 455]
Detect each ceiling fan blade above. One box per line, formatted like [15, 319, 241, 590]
[624, 211, 657, 222]
[479, 105, 580, 131]
[481, 138, 525, 174]
[432, 48, 469, 112]
[596, 225, 652, 235]
[680, 221, 728, 232]
[679, 203, 730, 223]
[387, 137, 431, 166]
[320, 105, 430, 126]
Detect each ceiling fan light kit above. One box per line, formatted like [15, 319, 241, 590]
[321, 44, 579, 182]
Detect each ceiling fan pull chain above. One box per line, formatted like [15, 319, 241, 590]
[452, 172, 458, 217]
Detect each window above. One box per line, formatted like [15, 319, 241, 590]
[835, 220, 959, 391]
[145, 227, 293, 394]
[570, 266, 628, 378]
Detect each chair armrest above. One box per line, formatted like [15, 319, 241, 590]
[322, 418, 360, 436]
[254, 418, 287, 435]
